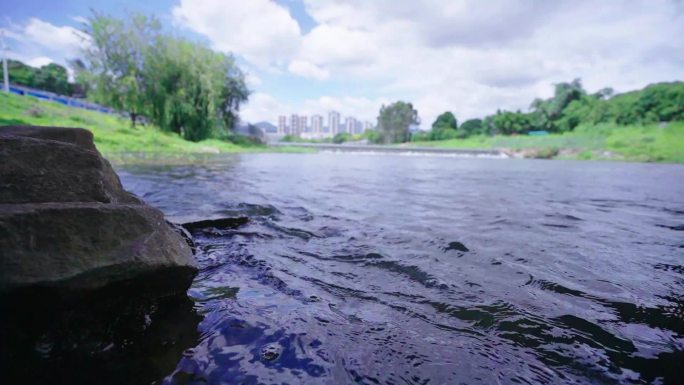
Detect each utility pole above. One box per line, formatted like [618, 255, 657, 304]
[2, 30, 8, 92]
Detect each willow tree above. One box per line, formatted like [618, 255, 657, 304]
[78, 12, 249, 141]
[142, 37, 248, 141]
[81, 13, 161, 127]
[377, 101, 420, 143]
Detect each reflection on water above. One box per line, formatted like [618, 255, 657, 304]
[118, 153, 684, 384]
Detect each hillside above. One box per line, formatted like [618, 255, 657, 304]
[0, 92, 269, 156]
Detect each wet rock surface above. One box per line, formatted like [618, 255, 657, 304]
[0, 126, 200, 384]
[182, 216, 249, 232]
[0, 125, 196, 292]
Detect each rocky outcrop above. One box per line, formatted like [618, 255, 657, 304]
[0, 126, 196, 293]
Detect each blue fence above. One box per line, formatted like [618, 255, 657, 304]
[6, 84, 117, 115]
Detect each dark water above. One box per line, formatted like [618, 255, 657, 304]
[118, 153, 684, 385]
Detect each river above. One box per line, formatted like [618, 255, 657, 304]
[118, 152, 684, 385]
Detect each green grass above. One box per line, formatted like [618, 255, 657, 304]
[0, 92, 309, 158]
[409, 122, 684, 163]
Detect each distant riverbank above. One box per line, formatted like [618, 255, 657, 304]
[408, 122, 684, 163]
[277, 122, 684, 163]
[3, 92, 682, 164]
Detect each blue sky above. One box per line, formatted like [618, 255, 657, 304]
[3, 0, 684, 127]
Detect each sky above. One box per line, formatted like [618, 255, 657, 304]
[2, 0, 684, 128]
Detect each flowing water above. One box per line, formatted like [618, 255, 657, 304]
[118, 153, 684, 385]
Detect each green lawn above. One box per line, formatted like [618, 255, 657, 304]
[0, 92, 309, 157]
[409, 122, 684, 163]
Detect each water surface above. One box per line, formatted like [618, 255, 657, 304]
[119, 153, 684, 384]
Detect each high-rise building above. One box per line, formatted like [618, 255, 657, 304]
[364, 121, 374, 131]
[345, 116, 356, 134]
[328, 111, 340, 135]
[298, 115, 308, 133]
[311, 115, 323, 134]
[290, 114, 300, 136]
[277, 116, 287, 135]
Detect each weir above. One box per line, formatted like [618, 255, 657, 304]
[271, 142, 506, 156]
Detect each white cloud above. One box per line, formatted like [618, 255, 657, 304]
[225, 0, 684, 126]
[172, 0, 301, 66]
[287, 60, 329, 80]
[301, 96, 387, 123]
[8, 2, 681, 129]
[245, 72, 263, 86]
[295, 0, 684, 125]
[297, 24, 377, 70]
[241, 92, 291, 123]
[2, 18, 89, 69]
[240, 93, 385, 124]
[22, 18, 87, 57]
[71, 16, 89, 25]
[25, 56, 53, 68]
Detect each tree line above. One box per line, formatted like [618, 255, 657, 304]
[0, 60, 75, 96]
[412, 80, 684, 142]
[372, 80, 683, 144]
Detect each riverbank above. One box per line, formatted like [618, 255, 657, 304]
[408, 122, 684, 163]
[0, 92, 308, 156]
[4, 91, 682, 163]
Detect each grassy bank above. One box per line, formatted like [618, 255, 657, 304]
[0, 92, 308, 156]
[409, 122, 684, 163]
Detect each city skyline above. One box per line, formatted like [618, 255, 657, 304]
[277, 111, 370, 138]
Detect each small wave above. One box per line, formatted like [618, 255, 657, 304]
[262, 221, 321, 240]
[218, 202, 282, 218]
[365, 260, 447, 289]
[656, 223, 684, 231]
[544, 213, 584, 221]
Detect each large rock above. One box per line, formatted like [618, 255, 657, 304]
[0, 126, 201, 385]
[0, 126, 196, 293]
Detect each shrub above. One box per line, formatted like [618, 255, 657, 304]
[333, 132, 351, 144]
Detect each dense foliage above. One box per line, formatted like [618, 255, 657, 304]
[79, 12, 249, 141]
[417, 80, 684, 141]
[377, 101, 420, 143]
[459, 118, 483, 136]
[333, 132, 352, 144]
[428, 111, 460, 140]
[0, 60, 72, 95]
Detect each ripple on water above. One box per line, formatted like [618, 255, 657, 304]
[115, 155, 684, 385]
